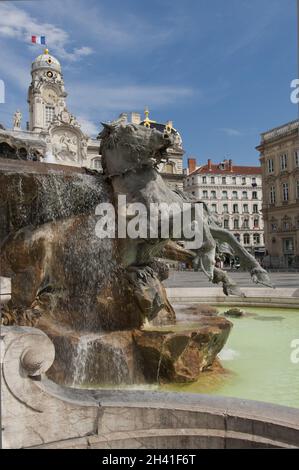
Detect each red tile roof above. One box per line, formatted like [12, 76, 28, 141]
[190, 163, 262, 176]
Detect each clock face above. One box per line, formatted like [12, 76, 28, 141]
[46, 70, 54, 78]
[42, 88, 57, 105]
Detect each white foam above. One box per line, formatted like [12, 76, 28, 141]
[218, 348, 240, 361]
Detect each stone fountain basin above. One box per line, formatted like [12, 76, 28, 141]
[46, 315, 232, 387]
[3, 325, 299, 449]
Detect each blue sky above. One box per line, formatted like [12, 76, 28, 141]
[0, 0, 298, 166]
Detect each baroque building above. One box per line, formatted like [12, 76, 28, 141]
[184, 158, 264, 260]
[0, 48, 99, 167]
[0, 49, 183, 189]
[257, 119, 299, 268]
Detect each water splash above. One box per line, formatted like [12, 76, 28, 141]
[72, 335, 93, 386]
[218, 347, 240, 361]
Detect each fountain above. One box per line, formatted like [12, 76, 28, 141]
[1, 123, 298, 449]
[1, 121, 248, 387]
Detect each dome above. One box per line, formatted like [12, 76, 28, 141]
[139, 121, 183, 148]
[32, 49, 61, 73]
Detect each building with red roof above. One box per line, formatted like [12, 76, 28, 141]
[184, 158, 264, 261]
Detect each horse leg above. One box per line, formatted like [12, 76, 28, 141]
[158, 240, 244, 296]
[191, 220, 216, 281]
[210, 226, 273, 288]
[213, 267, 245, 297]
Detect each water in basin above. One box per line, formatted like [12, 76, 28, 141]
[160, 306, 299, 409]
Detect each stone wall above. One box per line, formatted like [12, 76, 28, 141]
[1, 326, 299, 449]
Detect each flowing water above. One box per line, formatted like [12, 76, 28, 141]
[72, 335, 93, 386]
[160, 306, 299, 409]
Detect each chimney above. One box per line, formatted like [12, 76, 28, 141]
[188, 158, 197, 174]
[208, 159, 212, 171]
[229, 159, 233, 172]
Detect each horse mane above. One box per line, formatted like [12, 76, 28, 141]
[99, 124, 167, 176]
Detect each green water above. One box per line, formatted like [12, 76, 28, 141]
[160, 306, 299, 409]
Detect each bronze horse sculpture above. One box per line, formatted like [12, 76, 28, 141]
[99, 120, 273, 296]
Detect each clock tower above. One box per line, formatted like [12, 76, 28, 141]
[28, 48, 67, 133]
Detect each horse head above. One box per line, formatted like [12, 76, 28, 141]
[98, 121, 174, 177]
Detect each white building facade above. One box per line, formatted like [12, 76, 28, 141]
[184, 158, 265, 259]
[0, 48, 100, 168]
[0, 49, 183, 189]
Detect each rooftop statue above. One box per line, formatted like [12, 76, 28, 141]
[13, 110, 22, 129]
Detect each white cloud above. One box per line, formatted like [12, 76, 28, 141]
[77, 116, 99, 137]
[0, 3, 93, 62]
[219, 127, 242, 137]
[68, 83, 195, 119]
[0, 46, 29, 91]
[26, 0, 178, 53]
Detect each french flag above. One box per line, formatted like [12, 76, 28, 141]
[31, 35, 46, 45]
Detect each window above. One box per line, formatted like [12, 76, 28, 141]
[270, 186, 276, 204]
[295, 151, 299, 168]
[253, 234, 260, 245]
[164, 163, 174, 174]
[252, 191, 258, 200]
[232, 191, 238, 200]
[233, 204, 239, 214]
[268, 159, 274, 173]
[243, 204, 249, 213]
[211, 190, 216, 199]
[224, 219, 229, 229]
[283, 219, 291, 231]
[222, 191, 228, 200]
[222, 177, 226, 185]
[253, 218, 259, 228]
[252, 177, 257, 186]
[202, 176, 207, 184]
[283, 238, 294, 253]
[45, 106, 55, 125]
[242, 177, 246, 185]
[253, 204, 258, 213]
[282, 183, 289, 202]
[234, 219, 239, 229]
[271, 223, 278, 232]
[243, 234, 250, 245]
[92, 158, 101, 170]
[242, 191, 248, 200]
[203, 190, 208, 199]
[297, 180, 299, 199]
[280, 154, 288, 171]
[243, 219, 249, 229]
[211, 204, 217, 213]
[223, 204, 228, 213]
[211, 176, 215, 184]
[232, 176, 236, 184]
